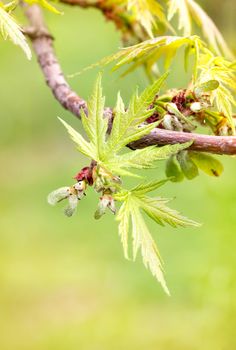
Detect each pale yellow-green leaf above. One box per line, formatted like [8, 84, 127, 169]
[99, 35, 202, 77]
[0, 6, 31, 59]
[127, 0, 166, 37]
[196, 51, 236, 132]
[168, 0, 192, 36]
[130, 203, 169, 294]
[167, 0, 233, 59]
[115, 183, 200, 291]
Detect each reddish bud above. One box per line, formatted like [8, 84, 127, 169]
[74, 167, 94, 185]
[146, 113, 159, 124]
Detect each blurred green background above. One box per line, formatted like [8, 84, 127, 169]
[1, 1, 236, 349]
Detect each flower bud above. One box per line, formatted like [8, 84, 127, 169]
[73, 180, 86, 199]
[166, 102, 178, 114]
[162, 114, 174, 130]
[94, 194, 116, 220]
[190, 102, 203, 113]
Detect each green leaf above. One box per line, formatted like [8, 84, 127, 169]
[140, 195, 200, 228]
[58, 74, 111, 162]
[81, 73, 108, 160]
[106, 141, 192, 177]
[116, 199, 130, 259]
[165, 155, 184, 182]
[131, 204, 170, 294]
[177, 151, 199, 180]
[189, 152, 224, 177]
[106, 72, 169, 156]
[58, 117, 96, 159]
[59, 74, 175, 175]
[116, 194, 169, 294]
[115, 181, 200, 291]
[131, 178, 170, 196]
[0, 6, 31, 59]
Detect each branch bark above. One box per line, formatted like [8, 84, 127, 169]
[23, 4, 236, 155]
[23, 4, 113, 121]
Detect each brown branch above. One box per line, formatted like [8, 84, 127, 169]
[24, 5, 86, 117]
[23, 4, 113, 122]
[130, 128, 236, 155]
[23, 4, 236, 155]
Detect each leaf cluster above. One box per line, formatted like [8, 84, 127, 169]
[54, 74, 200, 292]
[97, 34, 236, 133]
[101, 0, 232, 59]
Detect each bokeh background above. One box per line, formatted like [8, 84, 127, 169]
[0, 1, 236, 349]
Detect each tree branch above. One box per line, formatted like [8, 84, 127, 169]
[23, 4, 113, 122]
[130, 128, 236, 155]
[58, 0, 128, 32]
[23, 4, 236, 155]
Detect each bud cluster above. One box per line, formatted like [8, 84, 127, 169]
[48, 162, 120, 218]
[146, 86, 233, 136]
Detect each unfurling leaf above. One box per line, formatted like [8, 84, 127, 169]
[194, 79, 219, 98]
[189, 152, 224, 177]
[196, 51, 236, 132]
[166, 155, 184, 182]
[177, 151, 199, 180]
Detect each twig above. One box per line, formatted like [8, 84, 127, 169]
[23, 4, 113, 122]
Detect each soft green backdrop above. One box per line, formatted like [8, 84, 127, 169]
[0, 2, 236, 349]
